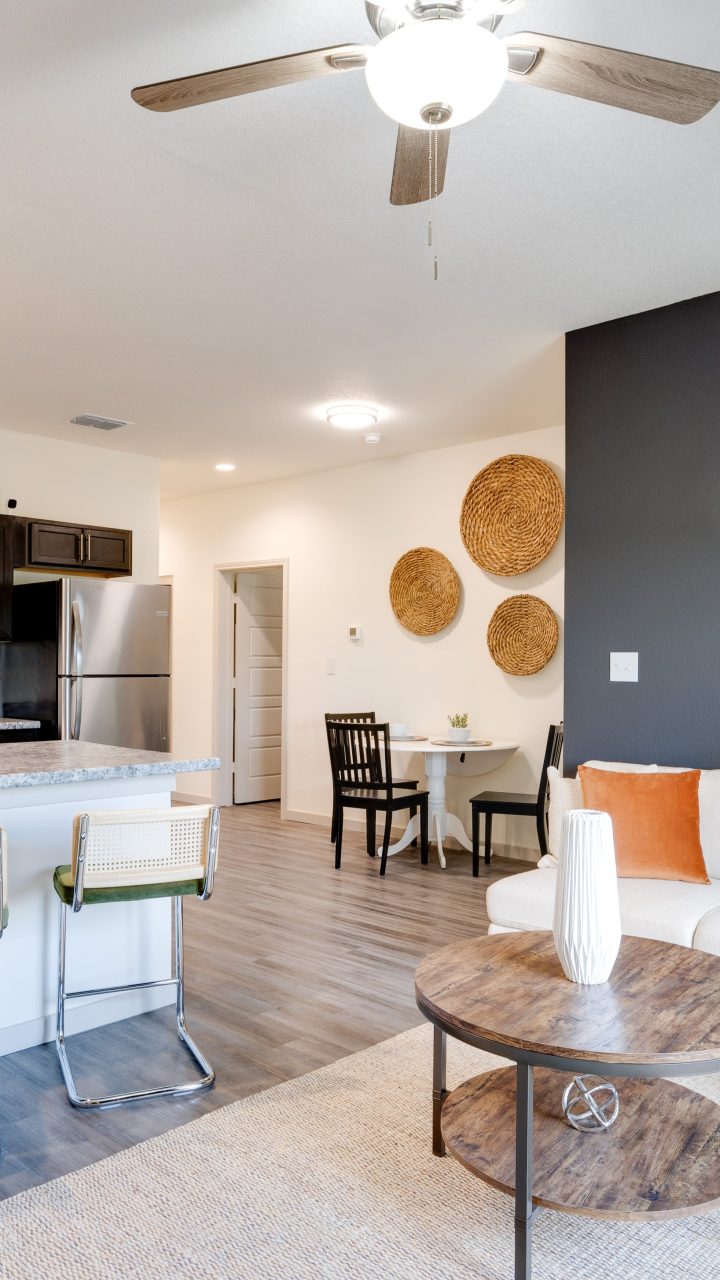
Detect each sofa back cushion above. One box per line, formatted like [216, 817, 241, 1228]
[578, 766, 709, 884]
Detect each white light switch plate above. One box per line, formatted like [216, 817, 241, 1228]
[610, 652, 638, 683]
[326, 657, 336, 676]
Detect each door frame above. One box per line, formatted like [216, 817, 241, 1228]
[212, 559, 289, 813]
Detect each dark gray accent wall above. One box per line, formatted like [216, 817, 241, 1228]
[565, 291, 720, 773]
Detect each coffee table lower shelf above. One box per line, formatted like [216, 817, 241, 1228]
[442, 1067, 720, 1220]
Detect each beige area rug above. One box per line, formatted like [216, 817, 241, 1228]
[0, 1024, 718, 1279]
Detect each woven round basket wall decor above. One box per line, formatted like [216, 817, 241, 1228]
[389, 547, 460, 637]
[460, 454, 564, 576]
[487, 594, 559, 676]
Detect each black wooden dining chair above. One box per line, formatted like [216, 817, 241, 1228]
[324, 712, 419, 844]
[469, 723, 564, 875]
[326, 721, 429, 876]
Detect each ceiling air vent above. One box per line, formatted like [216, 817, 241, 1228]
[71, 414, 132, 431]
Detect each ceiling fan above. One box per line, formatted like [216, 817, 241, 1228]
[132, 0, 720, 207]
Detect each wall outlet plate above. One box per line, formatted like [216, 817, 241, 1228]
[610, 652, 638, 683]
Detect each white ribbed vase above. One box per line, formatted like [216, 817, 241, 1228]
[553, 809, 621, 985]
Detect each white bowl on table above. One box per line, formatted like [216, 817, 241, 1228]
[447, 727, 471, 743]
[389, 723, 409, 739]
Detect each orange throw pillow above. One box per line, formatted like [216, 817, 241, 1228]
[577, 766, 709, 883]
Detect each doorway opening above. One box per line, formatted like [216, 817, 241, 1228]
[212, 561, 288, 811]
[232, 567, 283, 804]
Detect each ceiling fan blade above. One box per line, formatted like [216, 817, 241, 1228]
[505, 32, 720, 124]
[390, 127, 451, 206]
[132, 44, 371, 113]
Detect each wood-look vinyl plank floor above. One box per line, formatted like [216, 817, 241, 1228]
[0, 801, 527, 1198]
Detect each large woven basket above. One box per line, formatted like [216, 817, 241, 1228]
[461, 454, 564, 576]
[389, 547, 460, 637]
[487, 594, 559, 676]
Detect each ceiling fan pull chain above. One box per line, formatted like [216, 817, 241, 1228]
[427, 125, 433, 248]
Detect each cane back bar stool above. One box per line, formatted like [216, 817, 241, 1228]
[53, 804, 220, 1109]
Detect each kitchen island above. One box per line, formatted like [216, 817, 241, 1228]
[0, 741, 219, 1055]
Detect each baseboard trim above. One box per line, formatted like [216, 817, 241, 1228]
[173, 791, 213, 805]
[283, 808, 539, 862]
[0, 987, 175, 1058]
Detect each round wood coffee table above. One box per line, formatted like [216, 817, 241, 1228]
[415, 931, 720, 1280]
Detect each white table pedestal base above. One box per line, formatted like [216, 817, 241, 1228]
[379, 754, 474, 869]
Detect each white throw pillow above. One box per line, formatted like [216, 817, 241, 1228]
[546, 766, 582, 862]
[698, 771, 720, 880]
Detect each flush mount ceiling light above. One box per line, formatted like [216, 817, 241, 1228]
[326, 404, 379, 430]
[365, 16, 508, 130]
[215, 462, 236, 472]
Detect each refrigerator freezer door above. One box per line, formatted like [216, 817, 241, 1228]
[61, 675, 170, 751]
[61, 580, 171, 676]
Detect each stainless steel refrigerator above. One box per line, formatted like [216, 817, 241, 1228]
[1, 579, 171, 750]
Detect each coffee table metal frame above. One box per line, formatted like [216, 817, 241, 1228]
[419, 1007, 720, 1280]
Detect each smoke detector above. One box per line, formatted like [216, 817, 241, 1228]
[71, 413, 133, 431]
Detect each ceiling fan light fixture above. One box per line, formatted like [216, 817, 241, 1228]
[365, 18, 508, 130]
[326, 403, 379, 430]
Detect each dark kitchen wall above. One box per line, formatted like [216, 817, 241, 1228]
[564, 291, 720, 773]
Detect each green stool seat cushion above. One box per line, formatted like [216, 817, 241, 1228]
[52, 866, 204, 905]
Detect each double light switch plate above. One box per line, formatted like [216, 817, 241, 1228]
[610, 652, 638, 683]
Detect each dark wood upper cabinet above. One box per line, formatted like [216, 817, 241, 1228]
[24, 520, 132, 576]
[0, 516, 13, 642]
[82, 527, 132, 573]
[27, 522, 83, 568]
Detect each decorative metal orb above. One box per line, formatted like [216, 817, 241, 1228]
[562, 1075, 620, 1132]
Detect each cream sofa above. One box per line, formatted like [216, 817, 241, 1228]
[486, 761, 720, 957]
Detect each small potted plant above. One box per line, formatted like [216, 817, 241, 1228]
[447, 713, 471, 744]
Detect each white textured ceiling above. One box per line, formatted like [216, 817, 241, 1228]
[1, 1, 719, 497]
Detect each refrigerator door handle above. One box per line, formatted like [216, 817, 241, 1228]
[71, 601, 84, 740]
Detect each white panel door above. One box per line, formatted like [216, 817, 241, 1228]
[233, 570, 283, 804]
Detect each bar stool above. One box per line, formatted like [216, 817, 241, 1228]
[53, 804, 220, 1109]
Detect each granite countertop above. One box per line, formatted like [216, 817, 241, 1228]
[0, 741, 220, 789]
[0, 718, 41, 730]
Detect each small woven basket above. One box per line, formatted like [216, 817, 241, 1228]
[487, 594, 559, 676]
[389, 547, 460, 637]
[460, 454, 564, 576]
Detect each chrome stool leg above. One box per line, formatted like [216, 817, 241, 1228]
[173, 896, 214, 1086]
[55, 896, 215, 1109]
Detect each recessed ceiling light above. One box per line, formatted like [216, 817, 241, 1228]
[364, 433, 382, 445]
[326, 403, 379, 431]
[215, 463, 236, 472]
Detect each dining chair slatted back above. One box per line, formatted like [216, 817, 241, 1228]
[326, 721, 429, 876]
[327, 721, 391, 791]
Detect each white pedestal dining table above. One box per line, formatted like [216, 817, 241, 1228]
[385, 738, 519, 868]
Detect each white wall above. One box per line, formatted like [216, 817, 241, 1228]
[161, 425, 564, 855]
[0, 427, 160, 582]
